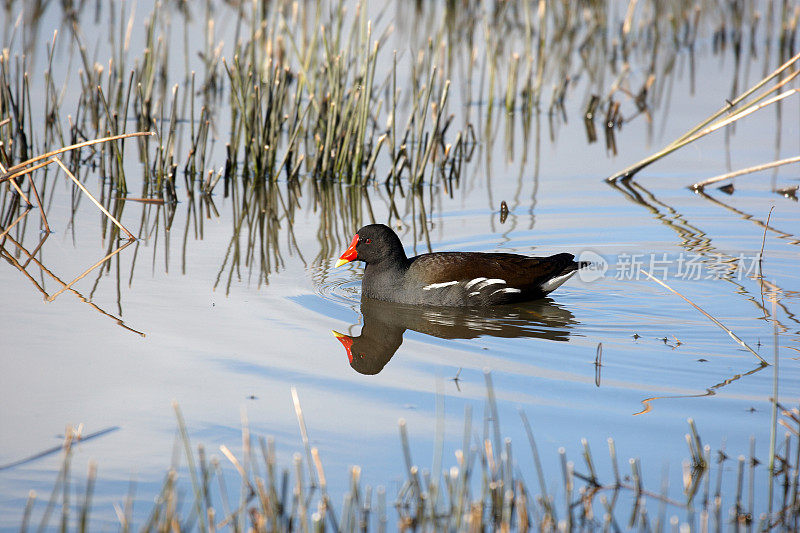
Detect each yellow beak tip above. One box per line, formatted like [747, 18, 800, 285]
[331, 330, 346, 338]
[334, 258, 350, 268]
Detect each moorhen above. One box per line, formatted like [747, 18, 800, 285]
[335, 224, 588, 306]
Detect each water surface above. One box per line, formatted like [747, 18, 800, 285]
[1, 0, 799, 528]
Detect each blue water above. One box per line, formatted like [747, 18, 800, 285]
[1, 1, 799, 529]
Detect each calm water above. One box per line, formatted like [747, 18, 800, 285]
[1, 1, 799, 529]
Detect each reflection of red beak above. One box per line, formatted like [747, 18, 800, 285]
[332, 330, 354, 363]
[334, 234, 359, 267]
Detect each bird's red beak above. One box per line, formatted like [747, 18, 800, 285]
[332, 330, 354, 363]
[335, 234, 359, 267]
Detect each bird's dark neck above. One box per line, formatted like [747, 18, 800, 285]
[362, 253, 409, 300]
[370, 245, 409, 270]
[364, 254, 409, 276]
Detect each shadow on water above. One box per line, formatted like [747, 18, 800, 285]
[332, 296, 578, 375]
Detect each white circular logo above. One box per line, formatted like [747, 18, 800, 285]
[577, 250, 608, 283]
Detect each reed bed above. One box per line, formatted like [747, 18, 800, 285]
[1, 0, 795, 214]
[1, 0, 795, 278]
[15, 375, 800, 531]
[2, 0, 470, 199]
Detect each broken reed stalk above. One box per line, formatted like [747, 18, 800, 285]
[758, 206, 775, 313]
[172, 401, 209, 533]
[674, 53, 800, 147]
[690, 155, 800, 190]
[291, 386, 318, 489]
[53, 157, 135, 240]
[5, 176, 32, 205]
[608, 88, 799, 183]
[311, 447, 339, 531]
[0, 158, 55, 185]
[595, 342, 603, 386]
[1, 132, 151, 237]
[33, 427, 77, 530]
[607, 51, 800, 182]
[114, 197, 166, 204]
[23, 170, 50, 232]
[768, 294, 779, 509]
[0, 209, 33, 240]
[0, 157, 51, 232]
[0, 132, 154, 180]
[640, 269, 768, 365]
[520, 411, 556, 523]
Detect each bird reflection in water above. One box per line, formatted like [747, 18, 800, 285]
[333, 297, 578, 375]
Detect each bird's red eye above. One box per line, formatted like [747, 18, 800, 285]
[364, 238, 371, 244]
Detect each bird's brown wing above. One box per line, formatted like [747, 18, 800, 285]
[407, 252, 577, 289]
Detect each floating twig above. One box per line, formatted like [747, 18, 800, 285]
[691, 156, 800, 190]
[641, 270, 768, 365]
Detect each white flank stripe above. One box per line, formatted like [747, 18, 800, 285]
[474, 278, 506, 291]
[540, 271, 577, 293]
[490, 287, 522, 296]
[464, 277, 487, 290]
[423, 280, 459, 290]
[468, 291, 480, 297]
